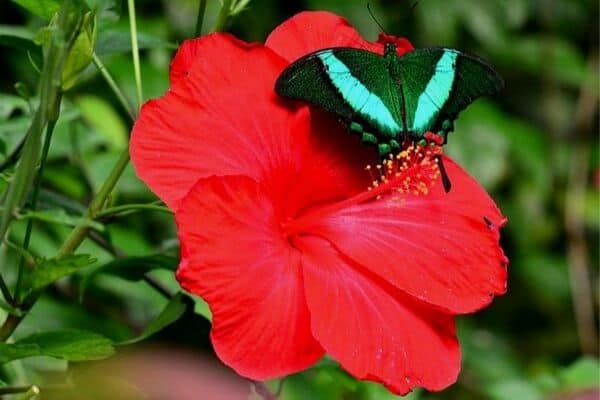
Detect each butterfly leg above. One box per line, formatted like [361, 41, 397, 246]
[437, 119, 454, 143]
[361, 132, 378, 146]
[434, 155, 452, 193]
[378, 143, 392, 157]
[349, 121, 363, 135]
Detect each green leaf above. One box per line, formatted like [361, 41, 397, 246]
[95, 29, 173, 56]
[79, 254, 178, 297]
[0, 300, 25, 317]
[85, 0, 121, 22]
[62, 11, 97, 90]
[0, 94, 30, 120]
[11, 0, 61, 20]
[559, 357, 600, 390]
[22, 254, 97, 298]
[18, 209, 104, 231]
[193, 295, 212, 322]
[487, 379, 544, 400]
[0, 25, 39, 55]
[76, 95, 128, 150]
[493, 34, 589, 87]
[86, 254, 177, 282]
[0, 329, 115, 364]
[119, 293, 187, 345]
[0, 343, 40, 364]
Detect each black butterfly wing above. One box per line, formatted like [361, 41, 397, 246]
[397, 48, 503, 137]
[275, 47, 404, 139]
[275, 49, 356, 122]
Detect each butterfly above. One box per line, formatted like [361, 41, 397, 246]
[275, 42, 503, 157]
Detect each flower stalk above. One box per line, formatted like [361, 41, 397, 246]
[0, 1, 83, 244]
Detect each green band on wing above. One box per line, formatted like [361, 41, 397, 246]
[318, 51, 401, 137]
[412, 50, 458, 133]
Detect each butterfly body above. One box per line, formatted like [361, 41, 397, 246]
[275, 43, 503, 157]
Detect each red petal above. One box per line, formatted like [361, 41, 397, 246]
[176, 175, 324, 379]
[299, 156, 508, 314]
[169, 36, 203, 85]
[377, 33, 414, 54]
[130, 33, 306, 209]
[297, 236, 460, 394]
[266, 11, 413, 62]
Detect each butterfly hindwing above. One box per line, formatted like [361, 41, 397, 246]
[443, 50, 504, 117]
[397, 48, 503, 137]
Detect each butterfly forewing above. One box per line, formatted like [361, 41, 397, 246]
[275, 50, 356, 123]
[275, 48, 404, 139]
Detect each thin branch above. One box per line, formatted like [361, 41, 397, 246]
[15, 118, 59, 303]
[127, 0, 143, 109]
[565, 54, 599, 355]
[214, 0, 232, 32]
[92, 53, 136, 121]
[195, 0, 207, 36]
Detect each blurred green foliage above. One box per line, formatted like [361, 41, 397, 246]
[0, 0, 598, 399]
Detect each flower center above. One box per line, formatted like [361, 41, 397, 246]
[283, 141, 443, 236]
[365, 143, 442, 199]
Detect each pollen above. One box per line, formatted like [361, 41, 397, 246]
[364, 141, 443, 200]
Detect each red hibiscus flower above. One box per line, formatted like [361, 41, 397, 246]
[130, 11, 508, 394]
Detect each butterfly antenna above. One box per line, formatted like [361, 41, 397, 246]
[367, 3, 388, 34]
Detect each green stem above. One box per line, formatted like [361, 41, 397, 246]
[0, 149, 131, 341]
[0, 385, 39, 395]
[96, 203, 171, 219]
[0, 313, 20, 342]
[127, 0, 143, 109]
[214, 0, 233, 32]
[57, 149, 130, 258]
[0, 274, 12, 306]
[14, 118, 59, 303]
[0, 1, 83, 242]
[195, 0, 207, 36]
[92, 53, 136, 121]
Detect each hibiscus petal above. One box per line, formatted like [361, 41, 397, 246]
[297, 236, 459, 394]
[300, 156, 508, 314]
[169, 36, 204, 84]
[175, 175, 324, 379]
[265, 11, 383, 62]
[130, 33, 308, 209]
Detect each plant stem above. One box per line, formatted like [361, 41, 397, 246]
[127, 0, 143, 109]
[57, 149, 130, 258]
[195, 0, 207, 36]
[214, 0, 232, 32]
[0, 384, 39, 395]
[92, 53, 136, 121]
[0, 1, 82, 242]
[565, 55, 599, 355]
[0, 274, 12, 306]
[0, 149, 131, 341]
[14, 119, 59, 303]
[97, 203, 171, 219]
[0, 313, 21, 341]
[0, 1, 137, 343]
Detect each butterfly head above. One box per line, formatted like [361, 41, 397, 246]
[383, 42, 397, 57]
